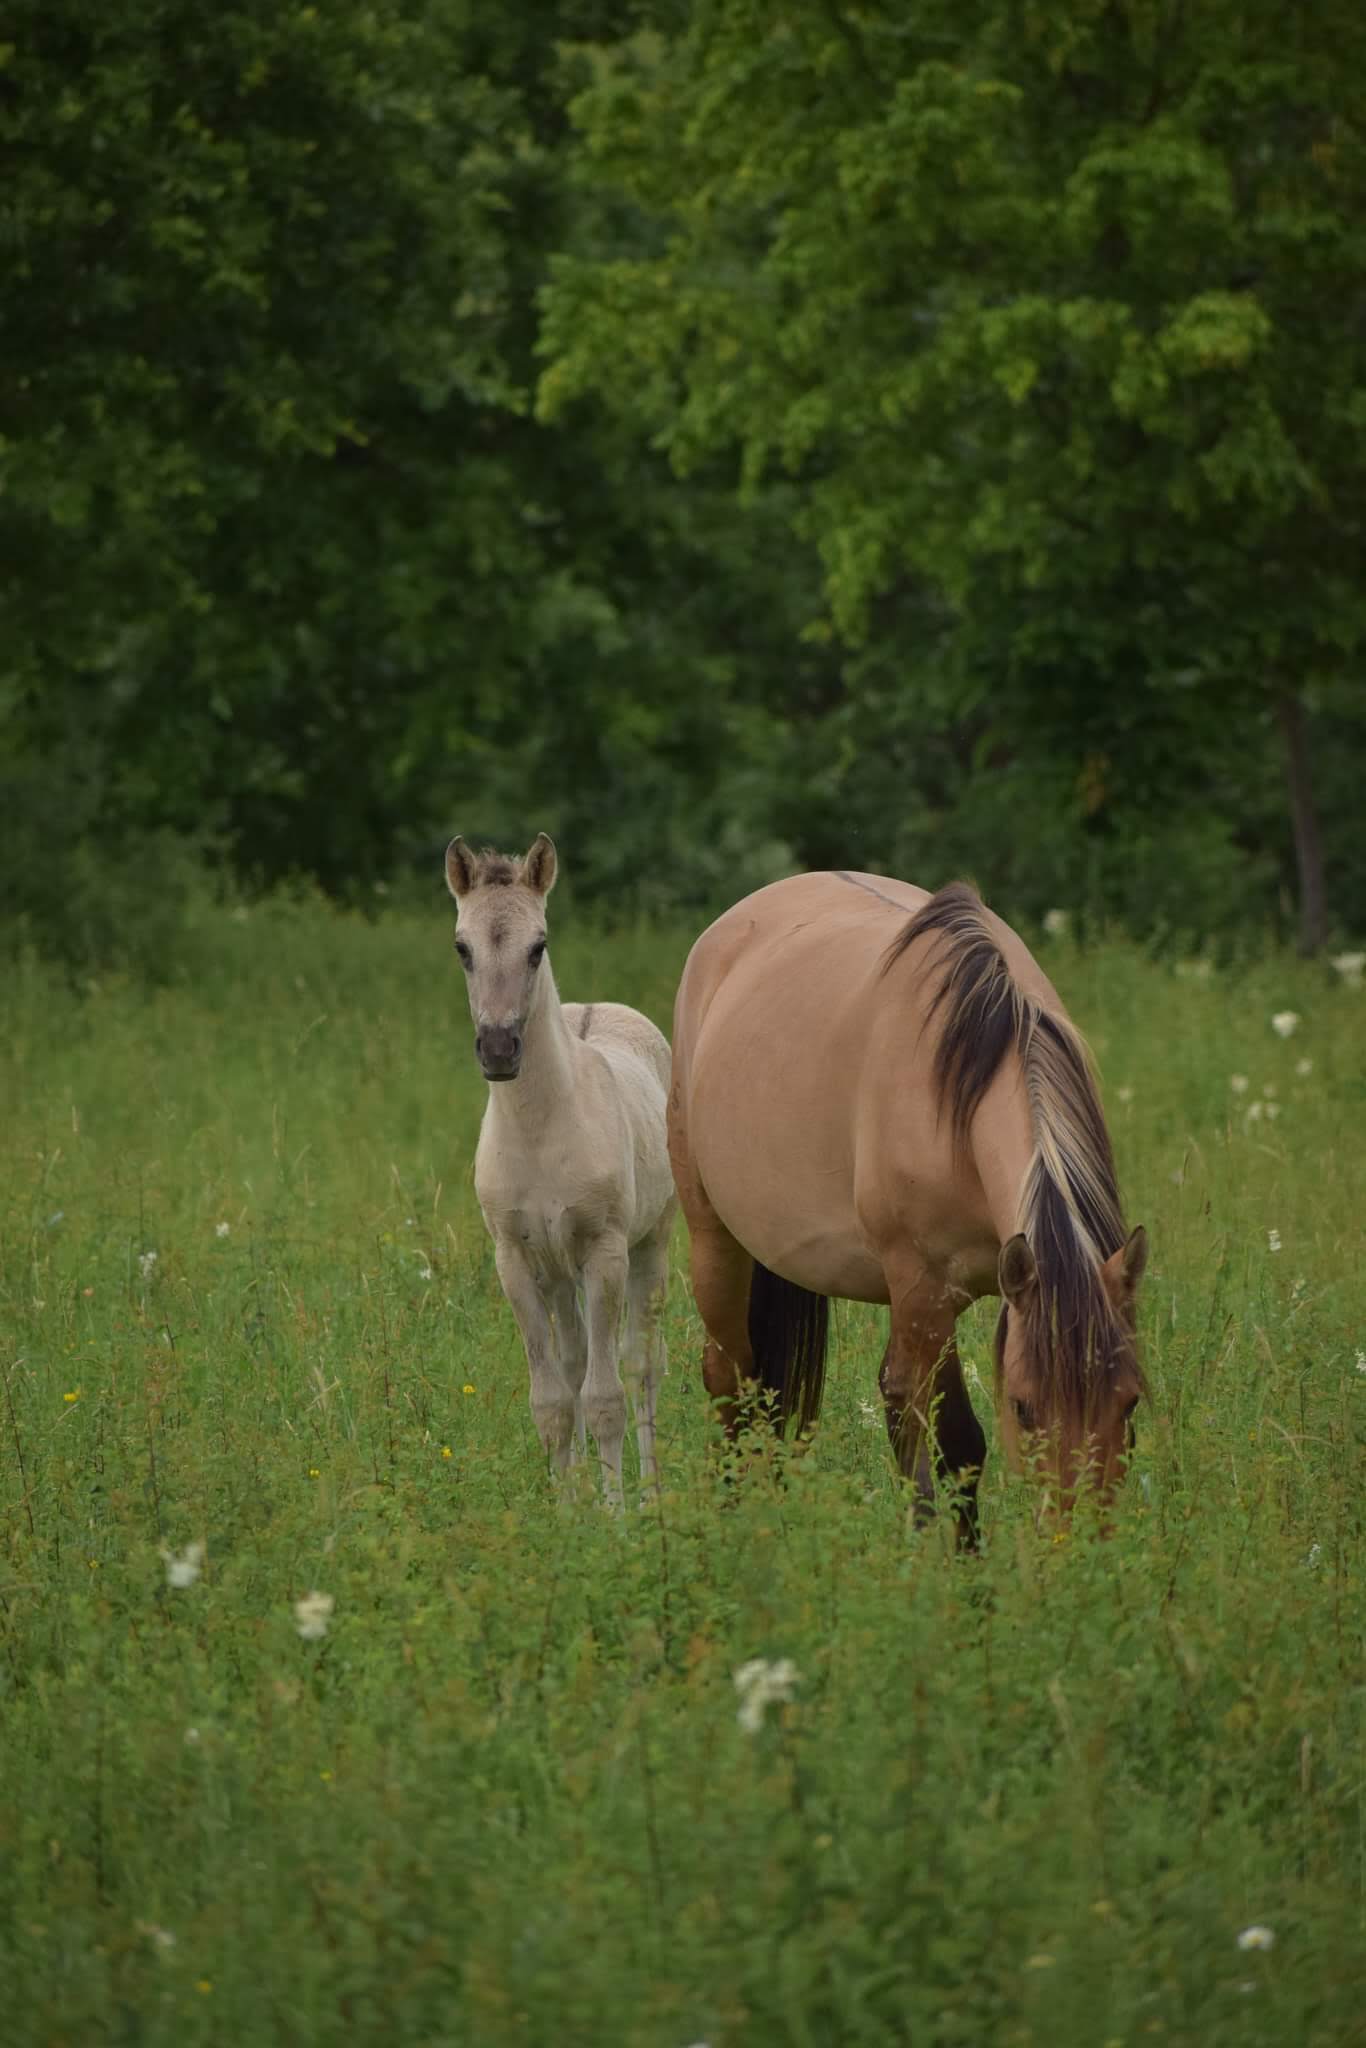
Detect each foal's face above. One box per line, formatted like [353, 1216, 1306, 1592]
[996, 1226, 1148, 1514]
[444, 834, 557, 1082]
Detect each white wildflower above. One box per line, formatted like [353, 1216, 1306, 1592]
[294, 1590, 335, 1642]
[1245, 1100, 1264, 1123]
[1236, 1926, 1275, 1952]
[137, 1922, 177, 1954]
[1295, 1057, 1313, 1077]
[1264, 1102, 1281, 1121]
[1355, 1352, 1366, 1375]
[1267, 1229, 1282, 1253]
[161, 1540, 205, 1590]
[1305, 1543, 1322, 1571]
[1330, 950, 1364, 986]
[184, 1726, 202, 1746]
[138, 1250, 158, 1278]
[1270, 1011, 1299, 1038]
[857, 1399, 881, 1431]
[734, 1657, 799, 1733]
[418, 1264, 433, 1282]
[1042, 908, 1070, 939]
[1229, 1074, 1249, 1094]
[1116, 1084, 1134, 1104]
[215, 1221, 231, 1238]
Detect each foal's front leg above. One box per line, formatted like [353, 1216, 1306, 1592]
[494, 1237, 575, 1475]
[581, 1232, 630, 1509]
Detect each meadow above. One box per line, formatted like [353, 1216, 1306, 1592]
[1, 893, 1362, 2047]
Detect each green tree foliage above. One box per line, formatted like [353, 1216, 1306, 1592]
[1, 1, 810, 968]
[541, 0, 1366, 944]
[3, 1, 1363, 966]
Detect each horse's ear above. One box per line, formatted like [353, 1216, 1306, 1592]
[520, 832, 557, 897]
[1102, 1225, 1149, 1306]
[998, 1233, 1038, 1308]
[445, 836, 477, 900]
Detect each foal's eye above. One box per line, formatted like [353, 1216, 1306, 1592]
[454, 938, 472, 967]
[1011, 1397, 1037, 1433]
[528, 939, 546, 966]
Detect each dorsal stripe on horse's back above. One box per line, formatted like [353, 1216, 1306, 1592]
[579, 1004, 594, 1041]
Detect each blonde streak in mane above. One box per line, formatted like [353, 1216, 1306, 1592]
[1018, 1001, 1124, 1268]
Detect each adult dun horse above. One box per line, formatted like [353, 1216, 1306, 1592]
[668, 872, 1148, 1537]
[446, 834, 675, 1506]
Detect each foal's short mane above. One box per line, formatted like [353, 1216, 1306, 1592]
[886, 882, 1139, 1412]
[472, 849, 520, 887]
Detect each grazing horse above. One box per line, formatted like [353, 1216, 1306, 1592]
[446, 834, 675, 1506]
[668, 872, 1148, 1537]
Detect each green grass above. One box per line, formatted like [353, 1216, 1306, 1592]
[1, 898, 1363, 2046]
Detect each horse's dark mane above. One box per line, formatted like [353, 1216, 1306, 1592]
[887, 882, 1140, 1414]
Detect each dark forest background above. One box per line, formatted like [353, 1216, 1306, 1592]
[4, 0, 1364, 973]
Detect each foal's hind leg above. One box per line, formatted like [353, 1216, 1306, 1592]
[623, 1220, 671, 1491]
[880, 1284, 987, 1547]
[581, 1231, 630, 1509]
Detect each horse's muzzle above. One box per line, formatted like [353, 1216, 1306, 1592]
[476, 1026, 522, 1081]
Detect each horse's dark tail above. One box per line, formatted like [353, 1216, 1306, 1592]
[747, 1261, 830, 1436]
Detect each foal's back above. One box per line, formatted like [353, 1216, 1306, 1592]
[563, 1000, 671, 1096]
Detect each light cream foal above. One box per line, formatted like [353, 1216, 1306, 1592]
[445, 833, 675, 1505]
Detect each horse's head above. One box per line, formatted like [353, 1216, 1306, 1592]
[995, 1225, 1148, 1513]
[444, 833, 557, 1082]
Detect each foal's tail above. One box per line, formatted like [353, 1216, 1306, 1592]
[747, 1262, 830, 1436]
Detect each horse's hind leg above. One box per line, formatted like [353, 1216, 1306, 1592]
[682, 1217, 758, 1439]
[880, 1285, 987, 1547]
[624, 1219, 671, 1491]
[669, 1084, 757, 1437]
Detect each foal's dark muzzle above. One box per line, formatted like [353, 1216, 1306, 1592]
[476, 1026, 523, 1080]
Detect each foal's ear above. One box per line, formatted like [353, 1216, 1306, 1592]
[1101, 1225, 1149, 1306]
[445, 836, 477, 900]
[520, 832, 557, 897]
[998, 1233, 1038, 1308]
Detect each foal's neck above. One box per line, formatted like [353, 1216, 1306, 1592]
[484, 960, 575, 1127]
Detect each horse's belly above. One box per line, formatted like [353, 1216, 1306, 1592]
[688, 1057, 886, 1301]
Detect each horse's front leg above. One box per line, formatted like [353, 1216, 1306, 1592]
[879, 1285, 987, 1548]
[581, 1232, 630, 1509]
[494, 1237, 575, 1476]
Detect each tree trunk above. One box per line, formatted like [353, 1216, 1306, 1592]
[1276, 690, 1327, 955]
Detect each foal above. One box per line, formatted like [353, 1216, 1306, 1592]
[446, 834, 675, 1505]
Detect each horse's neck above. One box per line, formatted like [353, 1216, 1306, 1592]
[484, 964, 576, 1132]
[972, 1063, 1039, 1245]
